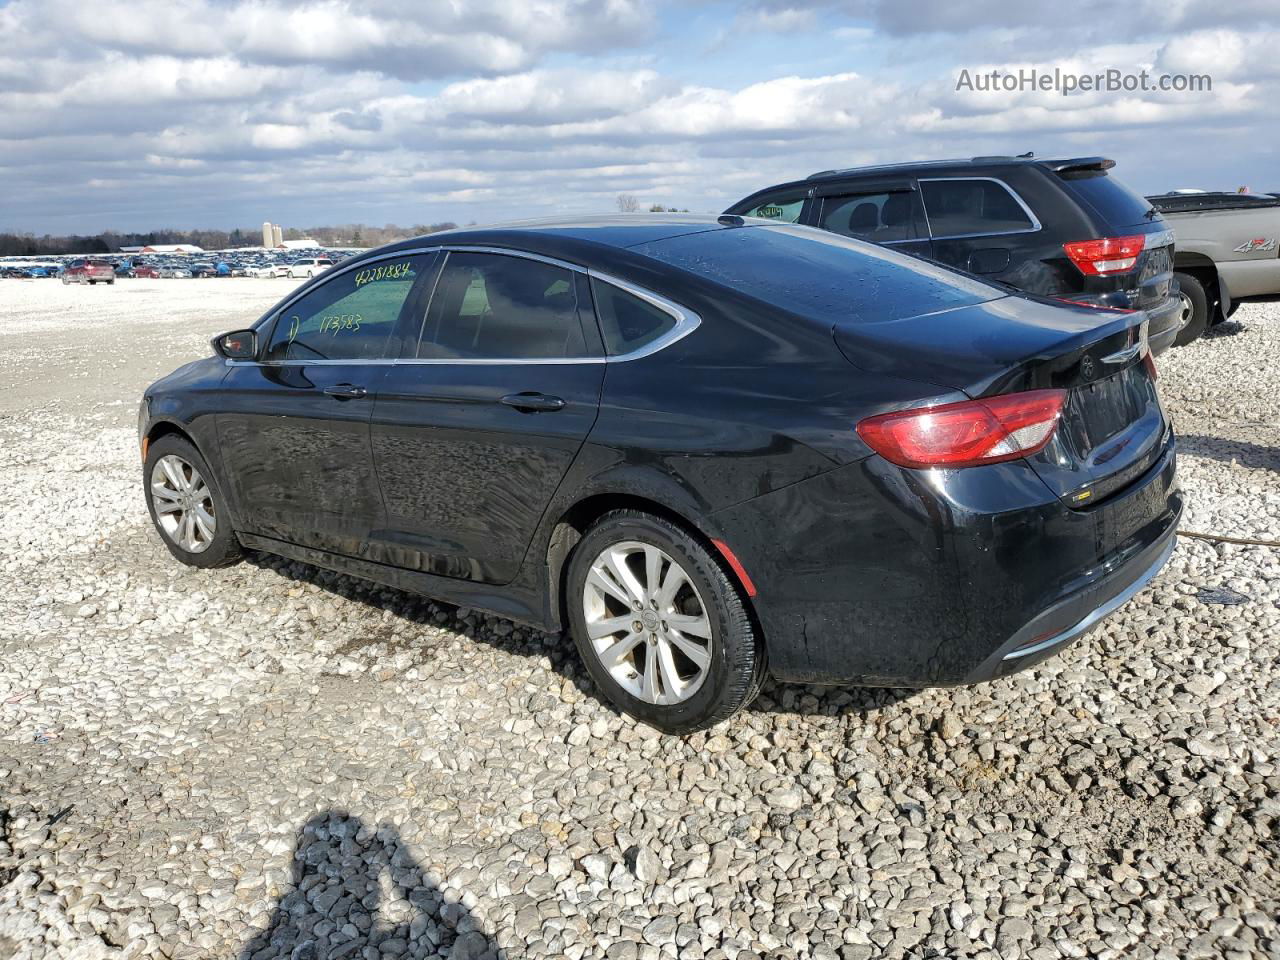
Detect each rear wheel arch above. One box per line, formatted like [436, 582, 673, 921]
[545, 490, 757, 637]
[1172, 256, 1221, 303]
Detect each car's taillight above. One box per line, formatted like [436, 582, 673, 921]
[1062, 234, 1146, 275]
[1142, 351, 1157, 381]
[857, 389, 1067, 469]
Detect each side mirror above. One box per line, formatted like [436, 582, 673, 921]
[212, 329, 258, 360]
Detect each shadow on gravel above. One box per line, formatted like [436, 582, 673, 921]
[1202, 319, 1247, 339]
[748, 680, 918, 719]
[244, 553, 908, 725]
[239, 811, 493, 960]
[1178, 434, 1279, 472]
[244, 551, 614, 709]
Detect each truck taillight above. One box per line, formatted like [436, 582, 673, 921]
[1063, 234, 1146, 275]
[857, 390, 1067, 469]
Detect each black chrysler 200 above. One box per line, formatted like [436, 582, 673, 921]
[139, 215, 1181, 732]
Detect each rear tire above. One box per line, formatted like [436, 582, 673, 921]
[566, 510, 765, 734]
[1173, 272, 1209, 346]
[144, 435, 243, 569]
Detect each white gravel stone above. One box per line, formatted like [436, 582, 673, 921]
[0, 283, 1278, 960]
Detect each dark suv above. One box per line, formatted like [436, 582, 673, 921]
[726, 156, 1183, 354]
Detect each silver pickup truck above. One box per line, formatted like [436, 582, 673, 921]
[1147, 192, 1280, 344]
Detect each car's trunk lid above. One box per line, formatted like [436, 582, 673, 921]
[834, 295, 1168, 505]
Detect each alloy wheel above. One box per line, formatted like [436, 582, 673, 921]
[582, 540, 713, 705]
[150, 454, 216, 553]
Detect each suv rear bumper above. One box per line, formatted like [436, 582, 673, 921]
[1145, 293, 1184, 355]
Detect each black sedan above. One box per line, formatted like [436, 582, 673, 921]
[139, 215, 1181, 732]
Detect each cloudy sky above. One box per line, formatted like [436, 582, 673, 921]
[1, 0, 1276, 233]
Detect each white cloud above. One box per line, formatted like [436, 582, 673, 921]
[0, 0, 1276, 232]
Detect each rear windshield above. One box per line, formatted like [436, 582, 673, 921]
[632, 224, 1002, 325]
[1058, 172, 1153, 227]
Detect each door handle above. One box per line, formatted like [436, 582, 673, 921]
[323, 383, 368, 400]
[500, 392, 565, 412]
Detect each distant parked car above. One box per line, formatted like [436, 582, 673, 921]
[247, 265, 277, 278]
[726, 155, 1185, 354]
[132, 265, 162, 279]
[190, 263, 219, 278]
[62, 259, 115, 285]
[159, 266, 192, 279]
[287, 257, 334, 279]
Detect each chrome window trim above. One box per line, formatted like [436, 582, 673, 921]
[227, 246, 700, 368]
[918, 176, 1043, 240]
[586, 271, 702, 362]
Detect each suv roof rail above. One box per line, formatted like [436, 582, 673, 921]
[807, 154, 1044, 180]
[1044, 157, 1115, 174]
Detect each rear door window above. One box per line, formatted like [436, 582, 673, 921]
[417, 252, 593, 360]
[921, 179, 1037, 238]
[818, 191, 922, 242]
[263, 255, 431, 361]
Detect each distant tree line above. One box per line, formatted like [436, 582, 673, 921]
[616, 195, 688, 213]
[0, 222, 459, 256]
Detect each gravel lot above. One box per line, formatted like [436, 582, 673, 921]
[1, 278, 1278, 960]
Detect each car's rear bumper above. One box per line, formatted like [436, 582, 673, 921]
[711, 436, 1181, 686]
[962, 524, 1176, 683]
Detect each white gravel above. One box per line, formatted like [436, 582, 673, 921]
[0, 278, 1277, 960]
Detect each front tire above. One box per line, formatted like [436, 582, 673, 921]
[1173, 272, 1209, 346]
[144, 435, 243, 569]
[566, 510, 765, 734]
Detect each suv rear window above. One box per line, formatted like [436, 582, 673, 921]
[1057, 172, 1153, 227]
[920, 179, 1036, 237]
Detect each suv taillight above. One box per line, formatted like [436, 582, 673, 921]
[857, 390, 1067, 469]
[1063, 234, 1146, 275]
